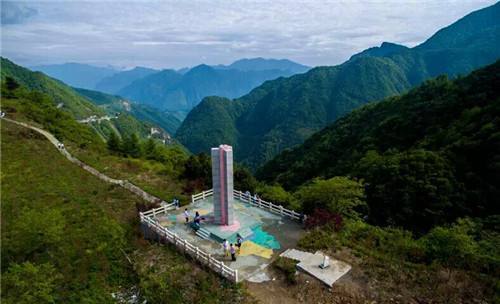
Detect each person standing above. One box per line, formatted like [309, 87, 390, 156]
[236, 235, 243, 253]
[222, 239, 229, 257]
[184, 208, 189, 223]
[230, 244, 236, 261]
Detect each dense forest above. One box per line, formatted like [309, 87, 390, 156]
[258, 60, 500, 234]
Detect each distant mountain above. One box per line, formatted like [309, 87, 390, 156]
[257, 60, 500, 233]
[94, 67, 158, 94]
[175, 2, 500, 168]
[118, 69, 183, 109]
[31, 63, 117, 90]
[215, 58, 310, 73]
[1, 57, 102, 118]
[119, 62, 306, 112]
[75, 88, 181, 135]
[350, 42, 409, 60]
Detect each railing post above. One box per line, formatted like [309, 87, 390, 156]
[208, 254, 212, 267]
[258, 198, 262, 208]
[280, 205, 283, 215]
[195, 247, 199, 259]
[202, 191, 205, 199]
[234, 269, 239, 282]
[191, 194, 195, 204]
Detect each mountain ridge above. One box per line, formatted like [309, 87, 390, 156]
[175, 2, 500, 168]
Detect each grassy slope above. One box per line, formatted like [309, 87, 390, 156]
[1, 120, 139, 302]
[0, 120, 252, 304]
[1, 57, 102, 119]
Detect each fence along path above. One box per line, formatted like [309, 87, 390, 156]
[3, 117, 238, 281]
[2, 117, 165, 204]
[140, 207, 239, 282]
[193, 189, 303, 221]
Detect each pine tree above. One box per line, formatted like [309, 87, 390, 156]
[123, 133, 141, 158]
[107, 132, 121, 153]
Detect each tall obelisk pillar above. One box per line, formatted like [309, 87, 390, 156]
[211, 145, 234, 225]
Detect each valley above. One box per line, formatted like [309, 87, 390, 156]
[1, 1, 499, 303]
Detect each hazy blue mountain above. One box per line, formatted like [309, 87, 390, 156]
[119, 62, 306, 112]
[215, 57, 310, 73]
[176, 2, 500, 169]
[94, 67, 158, 94]
[31, 63, 117, 90]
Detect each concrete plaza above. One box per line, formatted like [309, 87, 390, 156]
[155, 197, 304, 281]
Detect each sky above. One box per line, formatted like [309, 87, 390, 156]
[1, 0, 497, 69]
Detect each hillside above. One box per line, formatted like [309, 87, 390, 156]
[75, 88, 182, 135]
[31, 62, 117, 90]
[95, 67, 158, 94]
[118, 60, 308, 112]
[176, 2, 500, 168]
[1, 57, 102, 119]
[258, 60, 500, 233]
[0, 119, 251, 304]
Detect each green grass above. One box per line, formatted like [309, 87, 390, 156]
[1, 120, 253, 303]
[1, 121, 139, 302]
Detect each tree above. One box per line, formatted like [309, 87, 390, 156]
[123, 133, 141, 158]
[106, 131, 121, 153]
[5, 76, 20, 91]
[256, 184, 295, 208]
[2, 262, 61, 304]
[234, 165, 258, 192]
[295, 176, 366, 218]
[182, 153, 212, 189]
[422, 219, 478, 268]
[357, 149, 463, 234]
[142, 138, 157, 159]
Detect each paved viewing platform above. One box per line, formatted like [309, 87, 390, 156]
[153, 194, 304, 281]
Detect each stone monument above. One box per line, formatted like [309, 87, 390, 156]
[211, 144, 234, 225]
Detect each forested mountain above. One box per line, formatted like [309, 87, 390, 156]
[75, 88, 181, 135]
[258, 60, 500, 233]
[1, 58, 102, 118]
[118, 60, 308, 112]
[94, 67, 158, 94]
[31, 62, 117, 90]
[176, 2, 500, 168]
[1, 58, 171, 141]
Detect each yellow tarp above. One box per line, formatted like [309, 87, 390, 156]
[238, 240, 273, 259]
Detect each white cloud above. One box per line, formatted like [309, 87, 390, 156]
[1, 0, 497, 68]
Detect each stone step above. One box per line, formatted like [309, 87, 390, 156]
[196, 228, 211, 239]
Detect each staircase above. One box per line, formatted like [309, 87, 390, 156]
[196, 227, 211, 240]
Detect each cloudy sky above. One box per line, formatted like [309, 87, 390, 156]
[1, 0, 497, 69]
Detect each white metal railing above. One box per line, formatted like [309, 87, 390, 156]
[192, 189, 302, 221]
[139, 208, 238, 282]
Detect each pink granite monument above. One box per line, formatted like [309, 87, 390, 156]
[211, 145, 234, 225]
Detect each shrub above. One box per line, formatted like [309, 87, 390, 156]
[298, 226, 338, 251]
[273, 257, 297, 284]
